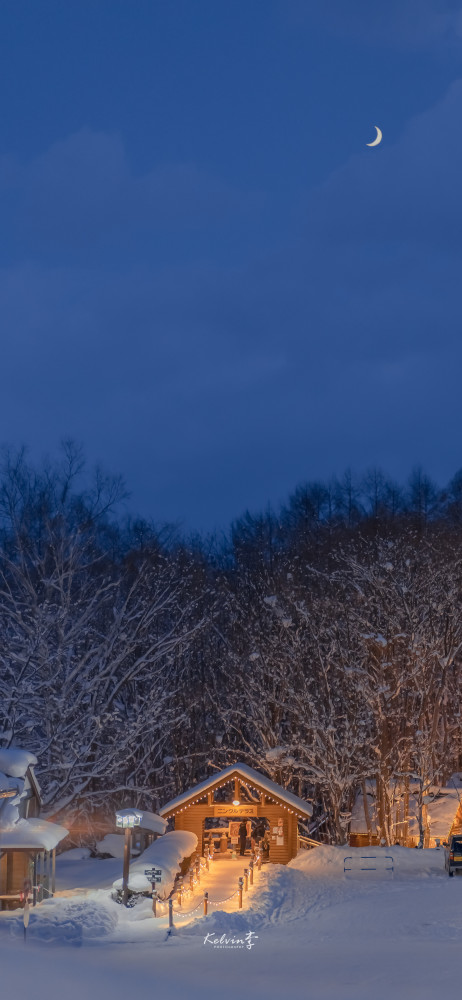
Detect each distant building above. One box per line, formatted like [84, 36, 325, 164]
[349, 776, 462, 848]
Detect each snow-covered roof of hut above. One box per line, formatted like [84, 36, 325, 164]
[0, 746, 41, 803]
[0, 745, 66, 851]
[0, 747, 37, 780]
[0, 817, 68, 851]
[159, 762, 313, 818]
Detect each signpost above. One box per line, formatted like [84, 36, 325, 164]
[144, 867, 162, 883]
[144, 868, 162, 916]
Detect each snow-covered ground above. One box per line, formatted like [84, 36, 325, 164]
[1, 845, 461, 999]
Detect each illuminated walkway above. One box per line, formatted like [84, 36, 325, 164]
[167, 852, 263, 922]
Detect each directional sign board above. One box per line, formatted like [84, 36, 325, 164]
[144, 868, 162, 883]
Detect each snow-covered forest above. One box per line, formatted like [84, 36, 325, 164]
[1, 445, 462, 846]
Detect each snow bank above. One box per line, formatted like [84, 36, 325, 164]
[112, 830, 197, 895]
[96, 834, 127, 859]
[0, 893, 119, 946]
[55, 854, 122, 891]
[290, 843, 447, 879]
[60, 847, 92, 861]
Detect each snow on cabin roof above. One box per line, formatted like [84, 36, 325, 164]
[0, 818, 68, 851]
[0, 748, 37, 779]
[159, 763, 313, 817]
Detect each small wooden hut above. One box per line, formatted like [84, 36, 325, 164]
[159, 762, 312, 864]
[0, 748, 68, 909]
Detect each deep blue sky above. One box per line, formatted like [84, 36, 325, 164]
[2, 1, 462, 529]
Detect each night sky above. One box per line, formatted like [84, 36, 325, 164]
[2, 1, 462, 529]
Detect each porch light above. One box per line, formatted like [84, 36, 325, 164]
[233, 799, 240, 806]
[115, 808, 142, 829]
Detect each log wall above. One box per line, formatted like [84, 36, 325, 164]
[173, 804, 297, 864]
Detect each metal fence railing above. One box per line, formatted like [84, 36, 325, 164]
[343, 855, 394, 872]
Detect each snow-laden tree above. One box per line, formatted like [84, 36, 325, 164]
[0, 446, 207, 831]
[338, 532, 462, 844]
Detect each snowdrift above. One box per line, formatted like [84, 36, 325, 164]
[112, 830, 197, 895]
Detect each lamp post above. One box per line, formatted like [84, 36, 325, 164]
[115, 808, 142, 906]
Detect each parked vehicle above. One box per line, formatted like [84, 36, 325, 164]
[443, 832, 462, 876]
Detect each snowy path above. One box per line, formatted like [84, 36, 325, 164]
[169, 852, 263, 922]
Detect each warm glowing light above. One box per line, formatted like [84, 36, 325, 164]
[115, 808, 143, 829]
[233, 799, 240, 806]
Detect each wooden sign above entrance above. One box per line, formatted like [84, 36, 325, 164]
[213, 804, 258, 817]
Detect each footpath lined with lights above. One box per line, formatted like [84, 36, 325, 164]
[151, 846, 263, 924]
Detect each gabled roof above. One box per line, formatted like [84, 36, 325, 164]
[0, 748, 37, 779]
[25, 765, 42, 805]
[159, 762, 312, 818]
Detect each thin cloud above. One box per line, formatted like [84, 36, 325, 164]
[0, 129, 264, 254]
[285, 0, 462, 49]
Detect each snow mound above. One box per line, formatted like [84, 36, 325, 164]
[181, 907, 259, 938]
[112, 830, 197, 895]
[291, 844, 447, 880]
[290, 844, 346, 875]
[60, 847, 92, 861]
[96, 834, 127, 859]
[0, 897, 119, 946]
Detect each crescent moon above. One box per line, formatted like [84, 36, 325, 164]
[367, 126, 382, 147]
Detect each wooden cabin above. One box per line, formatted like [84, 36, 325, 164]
[0, 751, 67, 909]
[159, 762, 312, 864]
